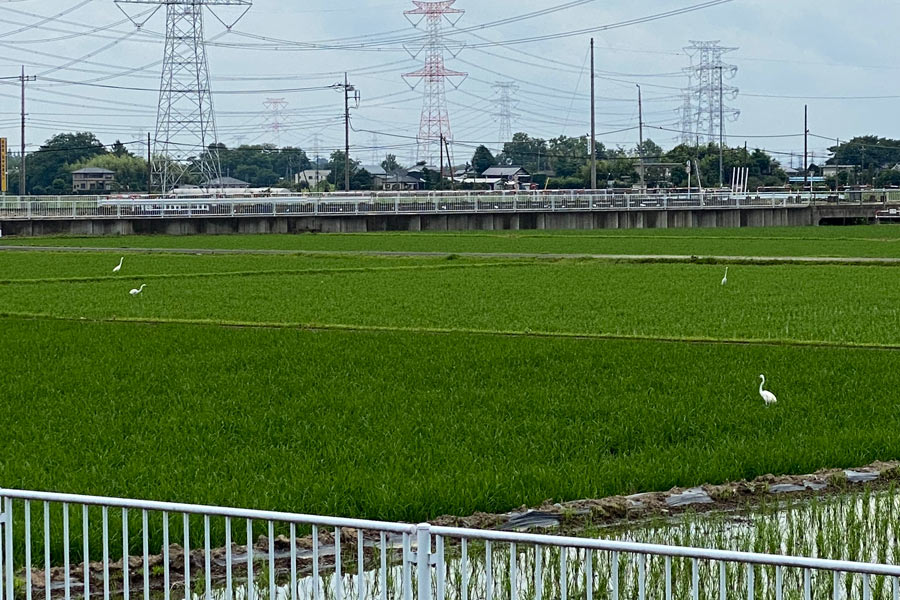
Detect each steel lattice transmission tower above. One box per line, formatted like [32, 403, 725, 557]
[263, 98, 288, 147]
[403, 1, 467, 165]
[115, 0, 252, 192]
[492, 81, 519, 148]
[682, 41, 740, 145]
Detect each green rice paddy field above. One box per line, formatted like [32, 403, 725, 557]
[1, 227, 899, 524]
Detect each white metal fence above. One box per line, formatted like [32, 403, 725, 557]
[0, 189, 893, 221]
[2, 489, 899, 600]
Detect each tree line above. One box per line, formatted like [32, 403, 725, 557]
[7, 131, 900, 195]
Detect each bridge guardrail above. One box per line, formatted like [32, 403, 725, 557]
[0, 190, 871, 221]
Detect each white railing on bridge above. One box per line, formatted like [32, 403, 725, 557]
[1, 189, 894, 221]
[1, 489, 898, 600]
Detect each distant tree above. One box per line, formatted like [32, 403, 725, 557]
[70, 154, 148, 192]
[471, 145, 496, 174]
[111, 140, 131, 157]
[327, 150, 371, 190]
[26, 132, 107, 194]
[381, 154, 401, 173]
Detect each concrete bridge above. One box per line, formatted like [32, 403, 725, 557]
[0, 191, 893, 236]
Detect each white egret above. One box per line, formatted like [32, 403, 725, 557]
[721, 267, 729, 286]
[129, 284, 146, 296]
[113, 257, 124, 273]
[759, 375, 777, 406]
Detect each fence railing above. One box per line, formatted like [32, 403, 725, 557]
[2, 489, 899, 600]
[0, 189, 893, 221]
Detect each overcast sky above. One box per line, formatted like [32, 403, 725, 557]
[1, 0, 898, 168]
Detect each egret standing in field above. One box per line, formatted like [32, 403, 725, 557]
[758, 375, 777, 406]
[721, 267, 729, 286]
[113, 257, 124, 273]
[129, 284, 146, 297]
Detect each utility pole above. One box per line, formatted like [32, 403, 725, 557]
[636, 84, 645, 189]
[331, 74, 359, 191]
[20, 66, 35, 196]
[804, 105, 809, 193]
[439, 134, 444, 190]
[344, 73, 351, 192]
[443, 136, 455, 190]
[590, 38, 597, 190]
[147, 132, 152, 194]
[718, 65, 724, 188]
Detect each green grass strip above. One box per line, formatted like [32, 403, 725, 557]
[4, 311, 899, 352]
[0, 260, 531, 285]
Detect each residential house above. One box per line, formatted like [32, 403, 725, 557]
[72, 168, 115, 193]
[296, 169, 331, 189]
[480, 166, 532, 189]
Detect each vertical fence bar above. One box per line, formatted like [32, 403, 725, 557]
[4, 498, 13, 600]
[560, 546, 567, 600]
[335, 527, 343, 600]
[182, 514, 190, 600]
[534, 545, 542, 600]
[863, 575, 871, 600]
[25, 500, 32, 600]
[225, 517, 232, 600]
[461, 539, 469, 600]
[1, 498, 4, 600]
[415, 525, 429, 600]
[102, 506, 109, 600]
[290, 523, 298, 600]
[586, 549, 593, 600]
[803, 569, 810, 600]
[358, 529, 365, 600]
[163, 512, 170, 600]
[204, 516, 211, 600]
[83, 505, 90, 600]
[268, 521, 276, 600]
[508, 542, 516, 600]
[44, 502, 51, 600]
[776, 566, 783, 600]
[692, 558, 699, 600]
[64, 503, 71, 600]
[831, 571, 838, 600]
[611, 552, 618, 600]
[893, 577, 898, 600]
[638, 555, 646, 600]
[141, 511, 148, 600]
[402, 533, 410, 600]
[246, 519, 254, 600]
[313, 525, 321, 600]
[485, 541, 492, 600]
[379, 533, 387, 600]
[122, 509, 129, 600]
[436, 536, 445, 600]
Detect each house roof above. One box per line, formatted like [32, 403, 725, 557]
[361, 165, 388, 176]
[482, 166, 529, 177]
[206, 176, 250, 187]
[72, 167, 115, 175]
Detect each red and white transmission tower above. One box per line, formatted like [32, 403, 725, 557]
[403, 1, 467, 165]
[263, 98, 288, 147]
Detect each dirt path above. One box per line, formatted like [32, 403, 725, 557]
[3, 245, 900, 265]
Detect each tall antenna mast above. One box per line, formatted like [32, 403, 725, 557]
[115, 0, 252, 193]
[403, 0, 467, 165]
